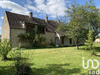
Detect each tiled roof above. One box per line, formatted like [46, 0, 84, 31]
[6, 11, 58, 32]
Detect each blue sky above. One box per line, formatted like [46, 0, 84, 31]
[0, 0, 100, 35]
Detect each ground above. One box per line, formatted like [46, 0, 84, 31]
[0, 43, 100, 75]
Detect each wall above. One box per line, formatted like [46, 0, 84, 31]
[60, 37, 75, 46]
[45, 32, 55, 45]
[11, 29, 56, 47]
[1, 12, 10, 39]
[55, 32, 61, 46]
[10, 29, 26, 47]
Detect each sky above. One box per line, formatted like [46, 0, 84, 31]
[0, 0, 100, 35]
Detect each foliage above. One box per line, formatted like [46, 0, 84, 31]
[57, 22, 68, 32]
[18, 32, 46, 48]
[14, 50, 32, 75]
[85, 25, 96, 55]
[18, 33, 35, 42]
[10, 44, 32, 75]
[49, 40, 55, 47]
[66, 22, 88, 49]
[0, 39, 12, 60]
[0, 35, 1, 42]
[86, 25, 94, 50]
[33, 33, 46, 47]
[58, 0, 100, 49]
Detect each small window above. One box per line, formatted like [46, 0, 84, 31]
[38, 27, 45, 34]
[26, 25, 35, 33]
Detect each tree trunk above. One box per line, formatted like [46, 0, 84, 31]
[76, 39, 79, 50]
[76, 45, 79, 50]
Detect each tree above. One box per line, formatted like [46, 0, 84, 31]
[86, 25, 94, 50]
[66, 23, 88, 49]
[86, 25, 96, 55]
[84, 0, 100, 40]
[58, 0, 100, 49]
[0, 39, 12, 60]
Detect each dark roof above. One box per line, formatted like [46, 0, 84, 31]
[6, 11, 59, 32]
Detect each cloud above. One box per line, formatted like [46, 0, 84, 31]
[0, 0, 70, 18]
[1, 16, 4, 19]
[0, 0, 29, 15]
[26, 0, 70, 18]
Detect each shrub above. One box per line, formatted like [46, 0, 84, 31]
[86, 26, 94, 50]
[18, 33, 46, 48]
[0, 39, 12, 60]
[15, 64, 32, 75]
[33, 33, 46, 47]
[18, 33, 35, 42]
[11, 44, 32, 75]
[49, 40, 55, 47]
[0, 39, 1, 43]
[85, 25, 96, 55]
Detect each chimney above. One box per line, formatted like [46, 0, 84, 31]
[45, 15, 48, 22]
[29, 12, 33, 19]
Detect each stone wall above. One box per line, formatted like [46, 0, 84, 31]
[11, 29, 56, 47]
[1, 12, 10, 39]
[45, 32, 55, 45]
[10, 29, 26, 47]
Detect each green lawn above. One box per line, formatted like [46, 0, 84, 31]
[0, 43, 100, 75]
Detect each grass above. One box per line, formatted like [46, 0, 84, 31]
[0, 43, 100, 75]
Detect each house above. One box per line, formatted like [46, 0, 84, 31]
[1, 11, 75, 47]
[95, 38, 100, 43]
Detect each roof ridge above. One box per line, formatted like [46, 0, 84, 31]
[5, 11, 57, 22]
[5, 11, 59, 32]
[5, 11, 29, 17]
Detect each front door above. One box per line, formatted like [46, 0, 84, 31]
[55, 37, 59, 46]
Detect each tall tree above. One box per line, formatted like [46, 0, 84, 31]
[58, 0, 100, 49]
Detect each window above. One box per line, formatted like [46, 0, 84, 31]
[69, 38, 72, 44]
[62, 37, 64, 44]
[26, 25, 35, 33]
[38, 27, 45, 34]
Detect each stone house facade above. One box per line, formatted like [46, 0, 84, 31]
[2, 11, 75, 47]
[95, 38, 100, 43]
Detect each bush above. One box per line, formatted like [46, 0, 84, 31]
[33, 33, 46, 47]
[0, 39, 12, 60]
[85, 26, 96, 55]
[10, 44, 32, 75]
[15, 64, 32, 75]
[18, 33, 35, 42]
[18, 33, 46, 48]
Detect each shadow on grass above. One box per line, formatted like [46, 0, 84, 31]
[0, 62, 34, 75]
[21, 46, 65, 50]
[7, 57, 29, 61]
[32, 63, 81, 75]
[95, 47, 100, 52]
[21, 44, 84, 50]
[0, 66, 15, 75]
